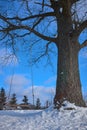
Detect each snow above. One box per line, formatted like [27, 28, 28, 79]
[59, 8, 63, 13]
[0, 101, 87, 130]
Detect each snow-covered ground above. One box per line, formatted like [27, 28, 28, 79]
[0, 101, 87, 130]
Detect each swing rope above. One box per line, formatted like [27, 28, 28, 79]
[30, 49, 35, 106]
[30, 65, 34, 106]
[8, 69, 14, 102]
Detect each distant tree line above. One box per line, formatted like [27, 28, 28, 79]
[0, 87, 51, 110]
[0, 88, 6, 110]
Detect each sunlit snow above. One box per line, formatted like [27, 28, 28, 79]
[0, 101, 87, 130]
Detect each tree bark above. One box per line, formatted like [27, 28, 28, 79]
[54, 13, 85, 107]
[54, 41, 85, 106]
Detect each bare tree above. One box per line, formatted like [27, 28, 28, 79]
[0, 0, 87, 107]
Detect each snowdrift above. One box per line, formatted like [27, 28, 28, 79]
[0, 101, 87, 130]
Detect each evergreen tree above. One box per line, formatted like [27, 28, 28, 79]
[22, 95, 28, 105]
[9, 93, 17, 105]
[0, 88, 6, 110]
[36, 98, 41, 109]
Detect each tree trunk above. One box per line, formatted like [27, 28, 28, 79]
[54, 14, 85, 107]
[54, 41, 85, 106]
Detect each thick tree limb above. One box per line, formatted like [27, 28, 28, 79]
[0, 12, 57, 43]
[76, 20, 87, 36]
[0, 25, 56, 43]
[79, 40, 87, 50]
[50, 0, 60, 11]
[3, 12, 55, 21]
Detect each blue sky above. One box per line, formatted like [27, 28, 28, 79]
[0, 0, 87, 105]
[0, 51, 57, 105]
[0, 38, 57, 105]
[0, 38, 87, 105]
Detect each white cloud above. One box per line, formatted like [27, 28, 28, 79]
[33, 86, 55, 103]
[5, 74, 56, 106]
[5, 74, 30, 98]
[6, 74, 30, 87]
[44, 76, 56, 85]
[20, 85, 55, 106]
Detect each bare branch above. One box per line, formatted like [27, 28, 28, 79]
[0, 33, 7, 41]
[8, 33, 16, 55]
[4, 12, 55, 21]
[0, 14, 13, 26]
[74, 20, 87, 37]
[32, 41, 51, 63]
[14, 32, 31, 38]
[0, 12, 57, 42]
[25, 0, 32, 15]
[29, 39, 42, 50]
[76, 20, 87, 36]
[35, 1, 51, 8]
[0, 25, 56, 43]
[79, 40, 87, 50]
[32, 17, 44, 29]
